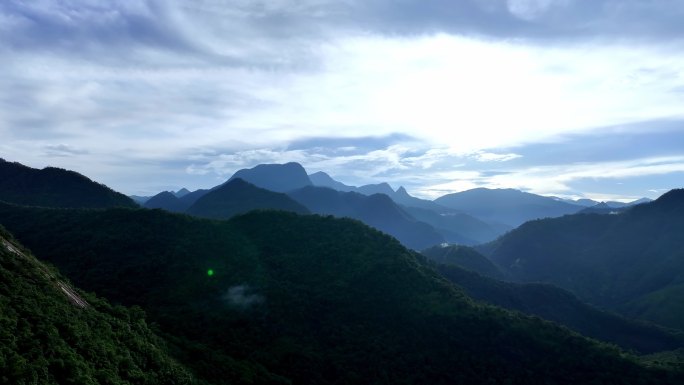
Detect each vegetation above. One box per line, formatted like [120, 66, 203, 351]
[481, 189, 684, 330]
[0, 225, 194, 385]
[1, 203, 682, 384]
[434, 262, 684, 354]
[422, 244, 506, 279]
[0, 158, 137, 209]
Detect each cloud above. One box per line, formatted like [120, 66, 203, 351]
[417, 155, 684, 199]
[470, 151, 522, 162]
[43, 144, 89, 157]
[2, 1, 684, 199]
[223, 284, 264, 308]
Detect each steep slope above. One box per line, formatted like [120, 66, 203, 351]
[186, 178, 309, 219]
[422, 244, 505, 279]
[288, 185, 444, 250]
[229, 162, 312, 192]
[144, 191, 191, 213]
[482, 189, 684, 330]
[435, 187, 583, 227]
[0, 158, 136, 209]
[0, 204, 680, 384]
[0, 226, 194, 385]
[434, 262, 684, 354]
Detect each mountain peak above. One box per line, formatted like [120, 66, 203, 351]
[396, 186, 410, 197]
[229, 162, 312, 193]
[356, 182, 395, 196]
[174, 188, 191, 197]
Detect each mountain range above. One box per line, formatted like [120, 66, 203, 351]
[480, 189, 684, 330]
[2, 158, 682, 383]
[1, 203, 680, 384]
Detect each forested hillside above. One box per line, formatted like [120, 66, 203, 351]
[0, 226, 194, 384]
[0, 203, 681, 384]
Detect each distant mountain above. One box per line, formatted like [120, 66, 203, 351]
[0, 205, 678, 384]
[187, 178, 309, 219]
[288, 186, 444, 250]
[572, 198, 600, 207]
[178, 188, 210, 206]
[309, 171, 356, 192]
[229, 162, 312, 192]
[481, 189, 684, 330]
[0, 158, 137, 209]
[0, 226, 194, 384]
[144, 191, 190, 213]
[356, 182, 395, 196]
[435, 188, 583, 227]
[309, 171, 450, 212]
[130, 194, 151, 204]
[404, 206, 511, 245]
[391, 186, 452, 212]
[579, 202, 628, 215]
[174, 187, 191, 198]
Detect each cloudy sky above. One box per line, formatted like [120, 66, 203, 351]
[2, 0, 684, 201]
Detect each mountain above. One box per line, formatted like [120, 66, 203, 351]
[0, 159, 137, 209]
[0, 226, 194, 384]
[422, 244, 505, 279]
[288, 186, 444, 250]
[178, 188, 210, 206]
[480, 189, 684, 330]
[309, 171, 356, 192]
[186, 178, 309, 219]
[391, 186, 452, 211]
[579, 202, 624, 215]
[229, 162, 312, 192]
[355, 182, 395, 196]
[433, 261, 684, 354]
[435, 188, 584, 227]
[0, 204, 680, 384]
[404, 206, 511, 245]
[306, 172, 506, 244]
[174, 188, 191, 198]
[130, 194, 151, 204]
[144, 191, 191, 212]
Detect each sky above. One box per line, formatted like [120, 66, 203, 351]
[1, 0, 684, 201]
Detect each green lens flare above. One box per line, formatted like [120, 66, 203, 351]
[207, 269, 214, 277]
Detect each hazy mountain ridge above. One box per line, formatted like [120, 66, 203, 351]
[435, 187, 584, 227]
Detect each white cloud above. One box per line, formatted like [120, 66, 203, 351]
[3, 1, 684, 197]
[416, 155, 684, 199]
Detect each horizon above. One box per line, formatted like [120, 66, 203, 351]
[2, 1, 684, 200]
